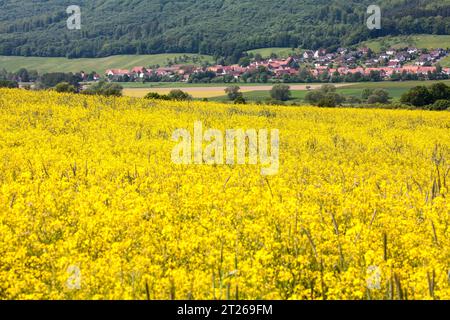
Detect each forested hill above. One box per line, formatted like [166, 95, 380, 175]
[0, 0, 448, 60]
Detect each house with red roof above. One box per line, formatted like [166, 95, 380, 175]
[106, 69, 130, 77]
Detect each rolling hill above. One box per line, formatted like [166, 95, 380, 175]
[361, 35, 450, 52]
[0, 0, 448, 60]
[0, 54, 213, 73]
[246, 48, 302, 59]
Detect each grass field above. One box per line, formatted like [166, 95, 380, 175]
[207, 80, 450, 103]
[362, 35, 450, 52]
[242, 35, 450, 58]
[0, 54, 214, 73]
[342, 80, 450, 99]
[246, 47, 302, 58]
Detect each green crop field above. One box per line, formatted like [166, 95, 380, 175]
[362, 35, 450, 52]
[208, 80, 450, 103]
[0, 54, 214, 73]
[346, 80, 450, 95]
[246, 47, 302, 58]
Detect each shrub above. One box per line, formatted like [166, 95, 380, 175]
[429, 99, 450, 111]
[318, 96, 337, 108]
[305, 91, 324, 104]
[270, 84, 291, 101]
[362, 88, 390, 103]
[40, 72, 80, 88]
[372, 89, 390, 103]
[55, 82, 77, 93]
[326, 92, 345, 105]
[305, 85, 346, 106]
[400, 86, 434, 107]
[84, 81, 123, 97]
[0, 80, 19, 88]
[144, 92, 170, 100]
[225, 86, 243, 101]
[429, 83, 450, 101]
[346, 96, 362, 104]
[361, 88, 374, 100]
[320, 84, 337, 93]
[234, 96, 246, 104]
[167, 89, 192, 101]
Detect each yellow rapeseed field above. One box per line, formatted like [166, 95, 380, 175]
[0, 88, 449, 300]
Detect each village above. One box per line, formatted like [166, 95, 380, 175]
[104, 46, 450, 83]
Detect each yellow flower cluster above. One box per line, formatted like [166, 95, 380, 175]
[0, 89, 449, 300]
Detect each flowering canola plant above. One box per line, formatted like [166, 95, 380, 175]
[0, 89, 449, 300]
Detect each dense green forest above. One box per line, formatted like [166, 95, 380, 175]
[0, 0, 448, 61]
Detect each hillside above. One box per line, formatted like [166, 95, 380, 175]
[246, 35, 450, 58]
[246, 48, 302, 59]
[361, 35, 450, 52]
[0, 54, 213, 73]
[0, 0, 448, 60]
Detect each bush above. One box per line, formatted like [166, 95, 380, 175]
[145, 90, 191, 101]
[305, 87, 346, 107]
[167, 89, 192, 101]
[367, 95, 381, 104]
[270, 84, 291, 101]
[316, 92, 346, 107]
[318, 96, 337, 108]
[361, 88, 374, 100]
[400, 86, 434, 107]
[372, 89, 390, 103]
[320, 84, 336, 93]
[40, 72, 80, 88]
[144, 92, 170, 100]
[84, 81, 123, 97]
[367, 93, 390, 104]
[305, 91, 324, 104]
[234, 96, 246, 104]
[326, 92, 345, 105]
[429, 83, 450, 101]
[225, 86, 243, 101]
[362, 88, 390, 103]
[346, 96, 362, 104]
[429, 99, 450, 111]
[55, 82, 77, 93]
[0, 80, 19, 88]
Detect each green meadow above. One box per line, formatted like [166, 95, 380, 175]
[0, 54, 214, 73]
[362, 35, 450, 52]
[208, 80, 450, 103]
